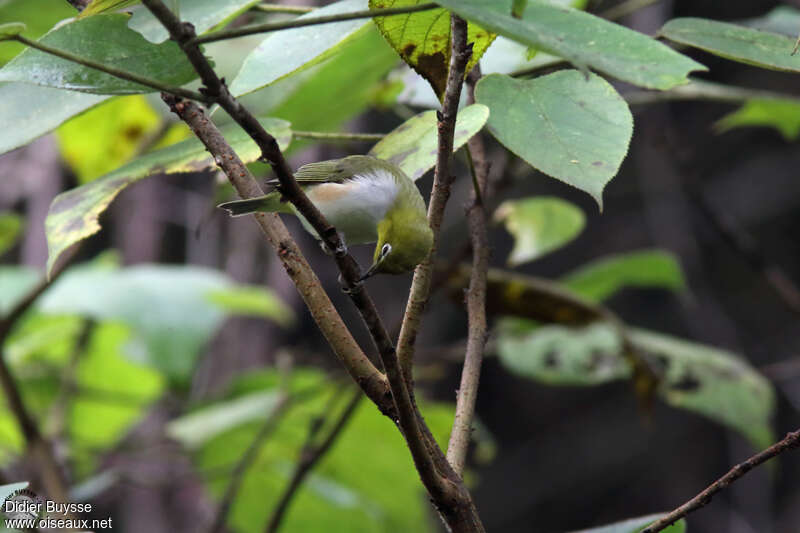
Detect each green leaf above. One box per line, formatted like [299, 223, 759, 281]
[196, 368, 454, 533]
[661, 17, 800, 73]
[38, 263, 291, 381]
[569, 513, 685, 533]
[167, 391, 283, 449]
[206, 287, 295, 327]
[79, 0, 140, 18]
[44, 117, 290, 276]
[69, 322, 164, 450]
[369, 0, 494, 98]
[0, 212, 23, 256]
[367, 103, 489, 180]
[0, 82, 107, 155]
[494, 197, 585, 266]
[0, 14, 197, 94]
[55, 95, 162, 183]
[631, 328, 775, 449]
[230, 0, 375, 97]
[0, 22, 26, 39]
[128, 0, 260, 43]
[435, 0, 705, 90]
[561, 249, 685, 303]
[476, 71, 633, 207]
[498, 321, 630, 385]
[716, 99, 800, 141]
[497, 319, 776, 449]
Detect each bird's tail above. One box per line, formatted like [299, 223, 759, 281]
[217, 192, 290, 216]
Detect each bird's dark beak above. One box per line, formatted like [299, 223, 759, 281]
[358, 261, 381, 282]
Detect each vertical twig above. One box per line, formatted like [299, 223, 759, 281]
[396, 15, 473, 382]
[446, 68, 490, 475]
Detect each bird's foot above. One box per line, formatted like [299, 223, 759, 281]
[338, 274, 363, 295]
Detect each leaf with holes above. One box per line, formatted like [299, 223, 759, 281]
[369, 0, 494, 98]
[367, 103, 488, 180]
[494, 197, 585, 266]
[0, 14, 196, 94]
[661, 17, 800, 73]
[435, 0, 705, 90]
[45, 118, 291, 276]
[476, 72, 632, 208]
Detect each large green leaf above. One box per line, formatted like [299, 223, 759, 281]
[0, 82, 107, 155]
[230, 0, 374, 97]
[476, 71, 633, 207]
[494, 197, 585, 266]
[37, 262, 292, 381]
[716, 99, 800, 141]
[195, 369, 455, 533]
[561, 249, 685, 303]
[0, 14, 197, 94]
[367, 103, 489, 180]
[631, 328, 775, 449]
[370, 0, 493, 97]
[569, 514, 685, 533]
[128, 0, 261, 43]
[55, 95, 161, 183]
[661, 18, 800, 73]
[497, 320, 775, 449]
[435, 0, 705, 90]
[44, 117, 291, 275]
[743, 6, 800, 37]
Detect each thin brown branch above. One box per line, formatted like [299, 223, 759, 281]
[397, 15, 473, 382]
[642, 429, 800, 533]
[209, 393, 291, 533]
[264, 389, 362, 533]
[446, 67, 490, 475]
[193, 3, 439, 45]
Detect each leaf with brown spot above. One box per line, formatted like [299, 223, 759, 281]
[369, 0, 495, 98]
[45, 118, 291, 276]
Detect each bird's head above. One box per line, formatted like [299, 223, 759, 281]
[360, 210, 433, 279]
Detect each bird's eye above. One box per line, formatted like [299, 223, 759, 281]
[381, 243, 392, 257]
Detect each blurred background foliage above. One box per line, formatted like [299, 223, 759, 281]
[0, 0, 798, 532]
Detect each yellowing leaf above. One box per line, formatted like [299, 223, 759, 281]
[56, 95, 161, 183]
[79, 0, 140, 18]
[369, 0, 495, 97]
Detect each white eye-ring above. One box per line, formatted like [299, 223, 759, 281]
[381, 243, 392, 257]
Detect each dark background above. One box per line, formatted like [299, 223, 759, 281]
[1, 1, 799, 532]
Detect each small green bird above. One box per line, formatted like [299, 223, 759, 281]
[218, 155, 433, 279]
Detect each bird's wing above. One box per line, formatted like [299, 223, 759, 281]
[266, 159, 352, 186]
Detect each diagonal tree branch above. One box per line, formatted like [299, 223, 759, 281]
[642, 429, 800, 533]
[396, 15, 473, 383]
[446, 67, 490, 475]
